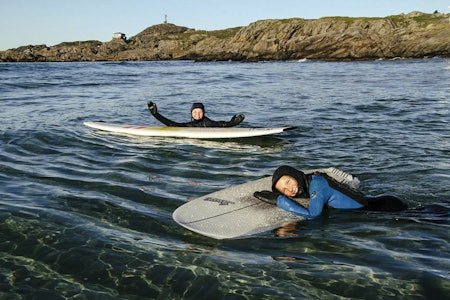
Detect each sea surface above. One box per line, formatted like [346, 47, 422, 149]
[0, 59, 449, 299]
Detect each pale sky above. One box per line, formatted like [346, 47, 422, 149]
[1, 0, 449, 50]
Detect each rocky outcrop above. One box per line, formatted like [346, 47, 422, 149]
[1, 12, 449, 62]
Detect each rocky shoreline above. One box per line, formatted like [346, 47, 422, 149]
[1, 11, 449, 62]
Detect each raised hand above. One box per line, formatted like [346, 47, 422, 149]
[147, 101, 157, 114]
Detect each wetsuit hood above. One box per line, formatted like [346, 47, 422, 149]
[191, 102, 205, 112]
[272, 165, 310, 197]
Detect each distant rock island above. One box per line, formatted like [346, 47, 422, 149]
[1, 11, 449, 62]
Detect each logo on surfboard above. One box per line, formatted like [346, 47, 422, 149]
[204, 197, 235, 206]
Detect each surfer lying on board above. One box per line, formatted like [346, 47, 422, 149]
[147, 101, 245, 127]
[254, 165, 407, 219]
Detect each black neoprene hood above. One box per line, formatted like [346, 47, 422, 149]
[191, 102, 205, 112]
[271, 165, 308, 196]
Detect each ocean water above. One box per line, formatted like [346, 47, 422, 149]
[0, 59, 449, 299]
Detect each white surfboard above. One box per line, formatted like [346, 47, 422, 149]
[84, 121, 295, 139]
[172, 177, 305, 239]
[172, 167, 359, 239]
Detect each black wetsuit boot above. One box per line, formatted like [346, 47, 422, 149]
[362, 195, 407, 212]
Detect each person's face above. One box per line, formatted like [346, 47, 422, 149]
[275, 175, 299, 197]
[191, 108, 204, 120]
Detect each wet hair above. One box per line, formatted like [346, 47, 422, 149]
[191, 102, 205, 112]
[272, 165, 310, 197]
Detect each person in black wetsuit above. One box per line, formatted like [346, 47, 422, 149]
[254, 165, 408, 219]
[147, 101, 245, 127]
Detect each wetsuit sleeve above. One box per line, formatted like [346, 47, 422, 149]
[202, 114, 245, 127]
[276, 194, 328, 219]
[151, 111, 189, 127]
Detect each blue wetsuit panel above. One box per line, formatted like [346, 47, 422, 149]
[276, 175, 364, 219]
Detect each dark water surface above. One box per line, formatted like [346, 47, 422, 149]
[0, 60, 449, 299]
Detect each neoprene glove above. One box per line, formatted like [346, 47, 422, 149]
[147, 101, 157, 114]
[254, 190, 278, 205]
[230, 114, 245, 126]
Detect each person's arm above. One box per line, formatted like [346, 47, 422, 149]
[203, 114, 245, 127]
[277, 194, 327, 219]
[254, 190, 326, 219]
[147, 101, 188, 127]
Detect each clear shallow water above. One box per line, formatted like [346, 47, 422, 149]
[0, 59, 449, 299]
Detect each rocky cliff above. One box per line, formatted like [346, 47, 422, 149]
[1, 11, 449, 62]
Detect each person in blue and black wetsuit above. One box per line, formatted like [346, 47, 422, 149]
[254, 165, 407, 219]
[147, 101, 245, 127]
